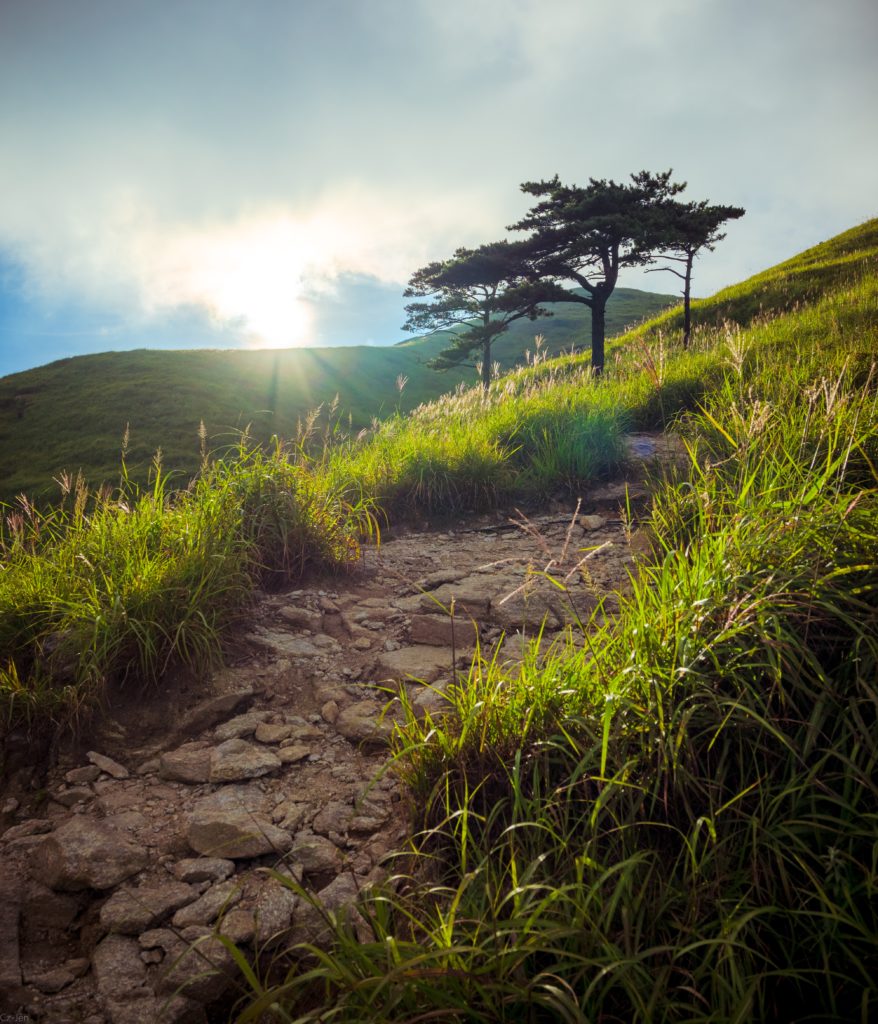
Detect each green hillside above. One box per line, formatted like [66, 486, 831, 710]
[0, 287, 673, 502]
[1, 220, 875, 1021]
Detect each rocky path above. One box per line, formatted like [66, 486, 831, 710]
[0, 434, 677, 1023]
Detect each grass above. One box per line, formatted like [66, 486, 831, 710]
[222, 239, 878, 1021]
[1, 219, 876, 1020]
[0, 440, 375, 731]
[0, 287, 674, 502]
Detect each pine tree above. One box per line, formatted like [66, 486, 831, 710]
[402, 240, 552, 390]
[510, 170, 685, 374]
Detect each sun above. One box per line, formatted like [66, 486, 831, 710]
[178, 217, 319, 348]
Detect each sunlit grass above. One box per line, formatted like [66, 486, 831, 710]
[225, 265, 878, 1023]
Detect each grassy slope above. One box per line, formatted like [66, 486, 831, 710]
[0, 288, 673, 501]
[232, 221, 878, 1021]
[1, 220, 876, 1019]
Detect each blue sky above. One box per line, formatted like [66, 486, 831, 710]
[1, 0, 876, 378]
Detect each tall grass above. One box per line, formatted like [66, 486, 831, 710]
[230, 278, 878, 1022]
[0, 439, 374, 732]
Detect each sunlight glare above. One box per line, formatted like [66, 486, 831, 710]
[177, 217, 338, 348]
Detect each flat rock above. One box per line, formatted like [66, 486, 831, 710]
[209, 738, 281, 782]
[254, 721, 293, 744]
[172, 857, 235, 884]
[376, 645, 455, 684]
[172, 878, 242, 928]
[290, 832, 343, 875]
[488, 589, 559, 632]
[175, 688, 254, 736]
[52, 785, 94, 807]
[65, 764, 101, 784]
[159, 745, 212, 784]
[100, 879, 197, 934]
[26, 966, 75, 993]
[246, 628, 325, 660]
[254, 875, 299, 947]
[213, 710, 271, 742]
[409, 613, 478, 648]
[3, 818, 53, 841]
[155, 931, 235, 1004]
[420, 580, 491, 617]
[87, 750, 129, 778]
[32, 817, 149, 891]
[187, 793, 292, 859]
[92, 933, 151, 1003]
[277, 605, 322, 630]
[277, 743, 311, 764]
[580, 514, 607, 531]
[335, 701, 394, 746]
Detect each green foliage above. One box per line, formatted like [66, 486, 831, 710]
[403, 239, 555, 389]
[510, 169, 688, 373]
[0, 441, 374, 732]
[227, 243, 878, 1022]
[0, 288, 674, 503]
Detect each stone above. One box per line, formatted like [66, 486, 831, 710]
[246, 628, 323, 660]
[1, 796, 19, 814]
[171, 879, 242, 928]
[320, 700, 340, 724]
[376, 645, 456, 684]
[335, 701, 394, 746]
[277, 744, 310, 765]
[409, 613, 478, 648]
[159, 745, 212, 784]
[218, 907, 256, 944]
[172, 858, 235, 884]
[289, 873, 362, 948]
[87, 750, 129, 779]
[21, 884, 80, 940]
[209, 738, 281, 782]
[100, 879, 197, 933]
[175, 688, 254, 736]
[290, 833, 343, 875]
[92, 933, 152, 1002]
[254, 876, 299, 947]
[580, 514, 607, 531]
[253, 721, 293, 744]
[53, 785, 95, 807]
[312, 801, 352, 836]
[277, 605, 322, 631]
[352, 636, 372, 650]
[187, 792, 292, 859]
[65, 764, 101, 784]
[212, 711, 271, 742]
[32, 817, 149, 891]
[94, 935, 205, 1023]
[26, 966, 75, 993]
[420, 580, 490, 617]
[414, 568, 465, 590]
[2, 817, 53, 840]
[488, 585, 560, 632]
[155, 931, 235, 1005]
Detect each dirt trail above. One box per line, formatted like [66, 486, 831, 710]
[0, 433, 678, 1022]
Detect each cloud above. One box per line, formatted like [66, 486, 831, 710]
[0, 0, 876, 356]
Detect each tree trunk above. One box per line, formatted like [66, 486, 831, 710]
[591, 299, 606, 376]
[682, 252, 693, 349]
[481, 338, 491, 390]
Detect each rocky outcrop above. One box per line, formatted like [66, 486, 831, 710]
[31, 818, 150, 891]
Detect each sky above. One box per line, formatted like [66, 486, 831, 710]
[0, 0, 876, 378]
